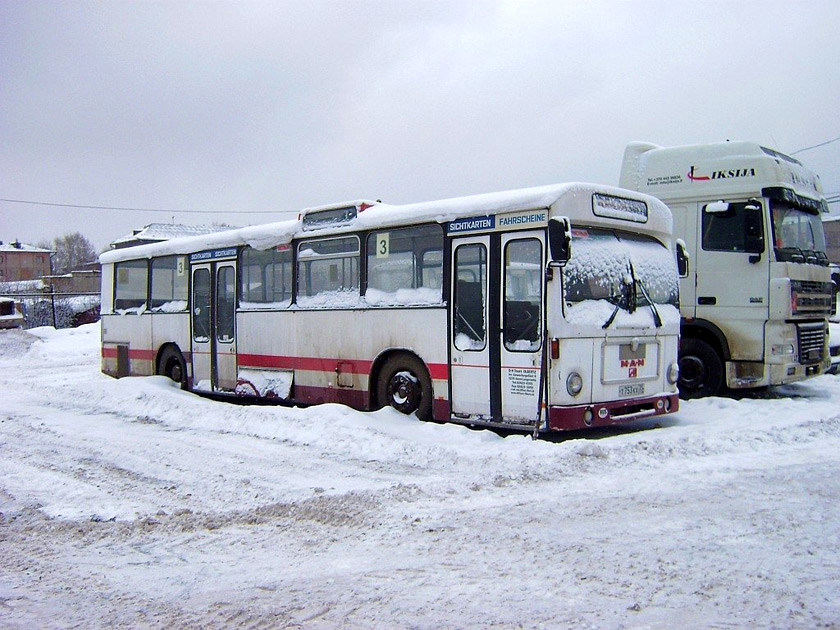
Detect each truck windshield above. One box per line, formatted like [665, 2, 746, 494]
[563, 229, 678, 327]
[771, 202, 827, 264]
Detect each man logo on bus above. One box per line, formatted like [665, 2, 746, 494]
[622, 358, 644, 378]
[620, 358, 645, 368]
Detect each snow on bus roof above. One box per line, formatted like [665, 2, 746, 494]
[100, 219, 301, 264]
[100, 182, 671, 264]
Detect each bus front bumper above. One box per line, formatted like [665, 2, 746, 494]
[547, 393, 679, 432]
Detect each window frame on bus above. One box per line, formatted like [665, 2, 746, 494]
[364, 223, 445, 307]
[503, 236, 543, 353]
[295, 235, 361, 308]
[149, 255, 189, 313]
[114, 259, 149, 312]
[239, 244, 294, 309]
[453, 242, 488, 351]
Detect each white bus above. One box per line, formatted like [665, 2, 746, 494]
[100, 182, 681, 433]
[620, 141, 833, 398]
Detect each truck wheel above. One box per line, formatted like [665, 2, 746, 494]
[678, 338, 724, 399]
[158, 347, 187, 388]
[376, 354, 433, 421]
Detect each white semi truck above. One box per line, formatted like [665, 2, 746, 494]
[620, 141, 833, 398]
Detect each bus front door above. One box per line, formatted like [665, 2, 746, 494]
[190, 261, 238, 393]
[450, 231, 545, 426]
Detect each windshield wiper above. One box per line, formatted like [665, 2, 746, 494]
[602, 263, 662, 329]
[602, 302, 621, 329]
[630, 261, 662, 328]
[602, 270, 633, 329]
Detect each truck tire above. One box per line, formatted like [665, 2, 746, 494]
[678, 338, 724, 399]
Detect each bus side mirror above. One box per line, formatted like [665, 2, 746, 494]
[549, 216, 571, 264]
[676, 239, 689, 277]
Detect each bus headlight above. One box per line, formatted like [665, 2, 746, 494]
[566, 372, 583, 396]
[667, 362, 679, 385]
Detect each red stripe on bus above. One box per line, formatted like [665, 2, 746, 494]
[102, 347, 449, 380]
[101, 347, 156, 361]
[238, 353, 449, 380]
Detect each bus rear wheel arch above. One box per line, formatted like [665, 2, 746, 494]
[678, 337, 724, 399]
[374, 353, 433, 421]
[157, 345, 187, 389]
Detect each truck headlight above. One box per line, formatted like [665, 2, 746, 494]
[771, 344, 795, 356]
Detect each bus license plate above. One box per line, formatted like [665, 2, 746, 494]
[619, 384, 644, 398]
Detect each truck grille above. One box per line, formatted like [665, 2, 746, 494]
[791, 281, 834, 316]
[797, 322, 826, 364]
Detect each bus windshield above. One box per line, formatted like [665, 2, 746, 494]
[771, 202, 827, 263]
[563, 228, 678, 327]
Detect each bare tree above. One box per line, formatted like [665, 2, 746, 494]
[50, 232, 98, 275]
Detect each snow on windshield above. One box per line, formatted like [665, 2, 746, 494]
[562, 228, 679, 327]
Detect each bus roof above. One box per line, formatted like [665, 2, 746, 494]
[619, 140, 826, 204]
[100, 182, 672, 264]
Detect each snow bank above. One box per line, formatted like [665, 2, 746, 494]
[1, 323, 839, 629]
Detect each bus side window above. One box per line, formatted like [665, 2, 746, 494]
[454, 243, 487, 350]
[240, 245, 292, 308]
[114, 260, 149, 311]
[192, 268, 211, 342]
[216, 266, 236, 343]
[150, 256, 188, 312]
[365, 224, 444, 305]
[297, 236, 360, 306]
[504, 238, 542, 351]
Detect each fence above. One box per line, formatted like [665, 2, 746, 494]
[0, 286, 100, 329]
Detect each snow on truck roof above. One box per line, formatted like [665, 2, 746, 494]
[100, 182, 672, 264]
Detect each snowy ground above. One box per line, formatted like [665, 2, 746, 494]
[1, 324, 839, 629]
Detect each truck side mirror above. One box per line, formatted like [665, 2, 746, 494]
[676, 239, 689, 277]
[745, 202, 765, 262]
[548, 216, 572, 264]
[704, 200, 730, 214]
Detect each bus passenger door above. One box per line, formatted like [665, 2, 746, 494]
[450, 237, 491, 418]
[449, 232, 545, 425]
[499, 232, 544, 423]
[190, 261, 238, 392]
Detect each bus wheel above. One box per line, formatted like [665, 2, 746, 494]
[678, 338, 723, 399]
[158, 347, 187, 388]
[377, 354, 433, 421]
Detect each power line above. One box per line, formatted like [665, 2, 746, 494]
[791, 136, 840, 155]
[0, 197, 296, 215]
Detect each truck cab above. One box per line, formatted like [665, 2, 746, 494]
[620, 141, 832, 397]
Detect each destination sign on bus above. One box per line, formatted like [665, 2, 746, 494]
[190, 248, 238, 262]
[447, 210, 548, 234]
[498, 210, 548, 227]
[592, 193, 648, 223]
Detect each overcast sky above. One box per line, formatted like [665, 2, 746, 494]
[2, 0, 839, 252]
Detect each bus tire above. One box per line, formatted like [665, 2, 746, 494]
[158, 346, 187, 389]
[678, 338, 724, 399]
[376, 354, 433, 421]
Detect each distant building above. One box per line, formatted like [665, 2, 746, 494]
[824, 215, 840, 265]
[0, 240, 53, 282]
[110, 223, 237, 250]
